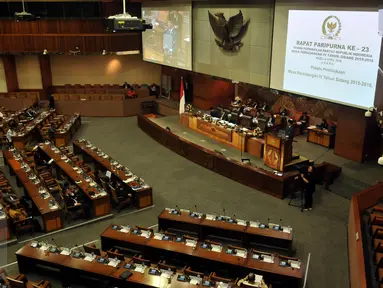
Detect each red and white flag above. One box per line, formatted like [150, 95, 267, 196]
[179, 77, 185, 115]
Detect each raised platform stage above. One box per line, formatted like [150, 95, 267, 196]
[137, 115, 341, 199]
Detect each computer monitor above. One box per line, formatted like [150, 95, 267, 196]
[83, 245, 101, 256]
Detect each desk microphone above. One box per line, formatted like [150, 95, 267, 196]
[51, 238, 59, 247]
[176, 205, 180, 213]
[233, 214, 236, 220]
[223, 209, 226, 217]
[195, 205, 197, 212]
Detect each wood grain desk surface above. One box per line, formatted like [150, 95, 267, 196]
[39, 144, 109, 202]
[16, 244, 206, 288]
[73, 140, 152, 194]
[101, 225, 303, 279]
[12, 110, 55, 139]
[307, 127, 334, 136]
[3, 150, 61, 215]
[158, 210, 293, 242]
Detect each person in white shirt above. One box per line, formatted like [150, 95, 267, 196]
[237, 273, 268, 288]
[5, 128, 15, 145]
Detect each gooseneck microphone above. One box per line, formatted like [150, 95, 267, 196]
[51, 238, 59, 247]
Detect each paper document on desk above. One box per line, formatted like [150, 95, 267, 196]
[290, 261, 301, 269]
[141, 230, 151, 239]
[134, 264, 146, 273]
[216, 282, 230, 288]
[190, 276, 202, 285]
[185, 240, 196, 247]
[249, 221, 260, 228]
[50, 205, 59, 211]
[154, 233, 163, 240]
[211, 245, 222, 253]
[108, 259, 120, 267]
[123, 176, 135, 184]
[236, 219, 246, 226]
[84, 254, 96, 262]
[60, 249, 70, 255]
[282, 226, 292, 233]
[205, 214, 215, 220]
[236, 250, 247, 258]
[120, 226, 130, 233]
[160, 270, 173, 279]
[262, 255, 274, 263]
[40, 245, 50, 251]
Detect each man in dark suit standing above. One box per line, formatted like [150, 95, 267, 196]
[285, 119, 295, 140]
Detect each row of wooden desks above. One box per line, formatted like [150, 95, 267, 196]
[73, 139, 153, 209]
[16, 243, 232, 288]
[306, 127, 335, 148]
[39, 143, 111, 217]
[158, 209, 293, 253]
[3, 150, 63, 232]
[12, 110, 56, 150]
[54, 113, 81, 147]
[100, 225, 303, 286]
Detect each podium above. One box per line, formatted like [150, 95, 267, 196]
[264, 134, 292, 171]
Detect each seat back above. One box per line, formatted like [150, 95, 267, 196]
[7, 277, 26, 288]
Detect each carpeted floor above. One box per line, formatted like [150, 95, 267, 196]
[0, 115, 371, 288]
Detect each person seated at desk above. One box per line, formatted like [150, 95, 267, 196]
[298, 111, 310, 133]
[279, 108, 288, 116]
[231, 96, 242, 108]
[209, 107, 220, 118]
[25, 108, 36, 119]
[34, 151, 48, 167]
[122, 81, 130, 89]
[285, 119, 295, 139]
[48, 94, 55, 110]
[237, 273, 268, 288]
[114, 181, 133, 200]
[260, 101, 269, 111]
[48, 123, 55, 141]
[5, 127, 16, 146]
[318, 118, 329, 130]
[267, 113, 275, 128]
[243, 98, 255, 114]
[6, 204, 28, 221]
[1, 192, 18, 207]
[251, 111, 261, 127]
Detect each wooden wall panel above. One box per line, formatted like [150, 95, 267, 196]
[0, 34, 141, 54]
[161, 66, 193, 100]
[38, 55, 52, 100]
[348, 198, 366, 288]
[193, 74, 235, 110]
[0, 19, 106, 35]
[334, 107, 367, 162]
[2, 55, 19, 92]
